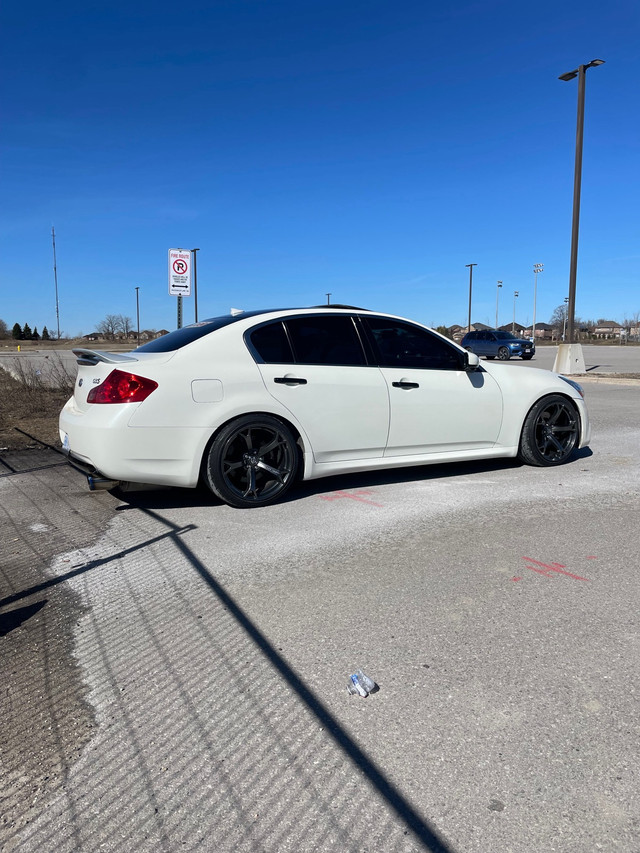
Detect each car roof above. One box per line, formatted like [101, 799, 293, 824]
[135, 306, 377, 354]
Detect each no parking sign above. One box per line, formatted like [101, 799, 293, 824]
[168, 249, 192, 296]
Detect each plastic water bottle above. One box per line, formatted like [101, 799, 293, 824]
[347, 669, 376, 697]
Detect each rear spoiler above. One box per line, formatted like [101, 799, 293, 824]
[72, 348, 139, 366]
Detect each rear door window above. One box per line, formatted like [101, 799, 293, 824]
[285, 316, 366, 366]
[248, 322, 294, 363]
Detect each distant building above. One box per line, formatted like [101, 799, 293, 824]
[523, 323, 554, 340]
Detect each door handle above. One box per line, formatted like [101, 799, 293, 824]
[392, 380, 419, 389]
[274, 376, 307, 385]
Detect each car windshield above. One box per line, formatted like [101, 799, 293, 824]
[493, 331, 519, 340]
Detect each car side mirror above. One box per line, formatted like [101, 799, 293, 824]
[464, 351, 480, 371]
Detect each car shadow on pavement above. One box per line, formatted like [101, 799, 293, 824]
[109, 449, 592, 511]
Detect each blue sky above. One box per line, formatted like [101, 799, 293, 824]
[1, 0, 638, 337]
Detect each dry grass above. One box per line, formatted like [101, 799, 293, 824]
[0, 354, 75, 451]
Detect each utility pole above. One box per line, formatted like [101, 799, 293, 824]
[465, 264, 477, 332]
[51, 226, 61, 340]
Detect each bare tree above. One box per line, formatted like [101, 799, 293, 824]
[96, 314, 120, 339]
[117, 315, 134, 338]
[0, 318, 7, 339]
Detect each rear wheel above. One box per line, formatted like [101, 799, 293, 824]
[205, 415, 299, 508]
[518, 395, 580, 466]
[497, 347, 510, 360]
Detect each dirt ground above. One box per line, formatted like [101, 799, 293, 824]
[0, 366, 69, 452]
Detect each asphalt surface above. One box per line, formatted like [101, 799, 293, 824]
[1, 374, 639, 852]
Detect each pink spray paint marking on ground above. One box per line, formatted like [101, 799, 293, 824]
[319, 489, 383, 507]
[522, 556, 590, 582]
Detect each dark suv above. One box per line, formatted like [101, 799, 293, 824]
[460, 330, 535, 360]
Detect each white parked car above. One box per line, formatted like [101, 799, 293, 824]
[59, 307, 590, 508]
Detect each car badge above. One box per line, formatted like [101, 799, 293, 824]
[78, 378, 83, 387]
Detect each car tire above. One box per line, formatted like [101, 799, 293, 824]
[497, 347, 510, 360]
[518, 395, 580, 467]
[486, 355, 495, 360]
[205, 414, 299, 508]
[521, 354, 533, 360]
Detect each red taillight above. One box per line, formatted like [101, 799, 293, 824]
[86, 369, 158, 404]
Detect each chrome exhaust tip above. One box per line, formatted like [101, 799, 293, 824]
[87, 475, 120, 491]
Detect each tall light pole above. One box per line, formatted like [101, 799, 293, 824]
[191, 248, 200, 322]
[512, 291, 519, 334]
[135, 286, 140, 345]
[558, 59, 605, 344]
[465, 264, 477, 332]
[51, 226, 61, 340]
[532, 263, 543, 341]
[495, 281, 502, 329]
[326, 293, 331, 305]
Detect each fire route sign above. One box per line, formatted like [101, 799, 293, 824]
[168, 249, 192, 296]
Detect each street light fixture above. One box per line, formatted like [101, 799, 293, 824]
[512, 291, 519, 334]
[558, 58, 605, 345]
[495, 281, 502, 329]
[532, 263, 543, 341]
[465, 264, 477, 332]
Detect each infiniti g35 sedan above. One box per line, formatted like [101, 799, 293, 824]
[59, 306, 590, 508]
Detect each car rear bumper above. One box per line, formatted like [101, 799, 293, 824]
[59, 403, 207, 488]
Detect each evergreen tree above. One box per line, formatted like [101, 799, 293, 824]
[12, 322, 22, 339]
[32, 326, 40, 340]
[42, 326, 50, 340]
[23, 322, 33, 340]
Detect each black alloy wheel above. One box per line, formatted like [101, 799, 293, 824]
[497, 347, 510, 360]
[518, 395, 580, 466]
[205, 415, 299, 508]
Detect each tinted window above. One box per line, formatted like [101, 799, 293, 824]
[366, 317, 463, 370]
[248, 322, 294, 363]
[286, 316, 366, 366]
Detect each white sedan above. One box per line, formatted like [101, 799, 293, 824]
[59, 307, 590, 508]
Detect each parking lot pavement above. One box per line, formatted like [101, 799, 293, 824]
[485, 344, 640, 375]
[1, 381, 639, 852]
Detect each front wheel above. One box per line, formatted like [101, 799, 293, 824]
[521, 354, 533, 360]
[497, 347, 510, 360]
[518, 395, 580, 466]
[205, 415, 299, 507]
